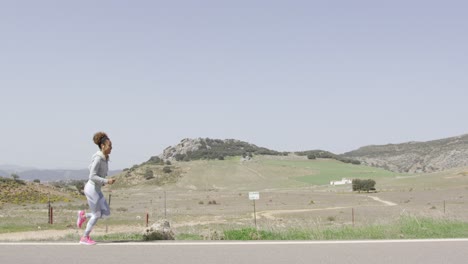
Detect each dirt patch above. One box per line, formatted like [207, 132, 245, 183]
[367, 196, 397, 206]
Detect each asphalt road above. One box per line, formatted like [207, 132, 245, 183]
[1, 239, 467, 264]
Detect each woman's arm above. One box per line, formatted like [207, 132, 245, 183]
[89, 157, 109, 184]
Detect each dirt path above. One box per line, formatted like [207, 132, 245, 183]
[241, 165, 265, 179]
[367, 196, 397, 206]
[255, 195, 398, 220]
[256, 207, 351, 220]
[0, 225, 142, 242]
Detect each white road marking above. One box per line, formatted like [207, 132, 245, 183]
[1, 239, 467, 246]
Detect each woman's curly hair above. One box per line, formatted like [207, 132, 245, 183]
[93, 132, 109, 148]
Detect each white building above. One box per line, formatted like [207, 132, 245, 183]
[330, 178, 352, 186]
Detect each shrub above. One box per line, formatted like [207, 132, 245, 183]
[163, 166, 172, 174]
[144, 169, 154, 180]
[147, 156, 164, 165]
[11, 173, 20, 181]
[174, 154, 186, 161]
[33, 179, 41, 183]
[72, 180, 86, 195]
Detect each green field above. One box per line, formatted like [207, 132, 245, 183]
[261, 159, 400, 185]
[170, 156, 401, 190]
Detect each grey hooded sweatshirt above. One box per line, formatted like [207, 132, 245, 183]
[88, 151, 109, 192]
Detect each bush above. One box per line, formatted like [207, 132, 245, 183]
[72, 180, 86, 195]
[147, 156, 164, 165]
[33, 179, 41, 183]
[144, 169, 154, 180]
[11, 173, 20, 181]
[163, 166, 172, 174]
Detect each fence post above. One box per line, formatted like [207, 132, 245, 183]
[50, 207, 53, 225]
[352, 208, 355, 227]
[48, 194, 51, 224]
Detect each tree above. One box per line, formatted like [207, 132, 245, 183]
[363, 179, 376, 192]
[352, 179, 376, 193]
[352, 179, 362, 192]
[11, 173, 20, 181]
[33, 179, 41, 183]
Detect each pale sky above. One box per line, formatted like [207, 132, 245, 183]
[1, 0, 467, 169]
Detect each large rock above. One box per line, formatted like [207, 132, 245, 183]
[143, 219, 175, 240]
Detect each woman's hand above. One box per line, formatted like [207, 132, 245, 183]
[107, 178, 116, 185]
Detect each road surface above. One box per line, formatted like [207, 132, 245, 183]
[1, 239, 467, 264]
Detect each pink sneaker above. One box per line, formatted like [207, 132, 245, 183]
[79, 236, 96, 245]
[76, 210, 86, 228]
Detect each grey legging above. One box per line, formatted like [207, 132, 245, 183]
[83, 182, 110, 236]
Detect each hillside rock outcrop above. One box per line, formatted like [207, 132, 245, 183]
[342, 134, 468, 173]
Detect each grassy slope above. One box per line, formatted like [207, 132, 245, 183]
[167, 155, 401, 191]
[0, 178, 75, 205]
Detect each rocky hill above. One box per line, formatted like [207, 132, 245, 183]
[342, 134, 468, 173]
[159, 138, 286, 161]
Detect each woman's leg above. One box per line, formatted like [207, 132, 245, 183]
[99, 192, 111, 218]
[83, 184, 101, 237]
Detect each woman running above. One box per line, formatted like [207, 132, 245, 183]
[76, 132, 116, 245]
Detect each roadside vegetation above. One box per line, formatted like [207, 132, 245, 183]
[205, 217, 468, 240]
[48, 216, 468, 242]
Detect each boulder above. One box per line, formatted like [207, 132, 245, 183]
[143, 219, 175, 240]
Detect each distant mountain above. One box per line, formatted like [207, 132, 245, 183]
[0, 169, 122, 182]
[342, 134, 468, 173]
[159, 138, 287, 161]
[0, 164, 37, 173]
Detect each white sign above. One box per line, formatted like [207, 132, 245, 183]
[249, 192, 259, 200]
